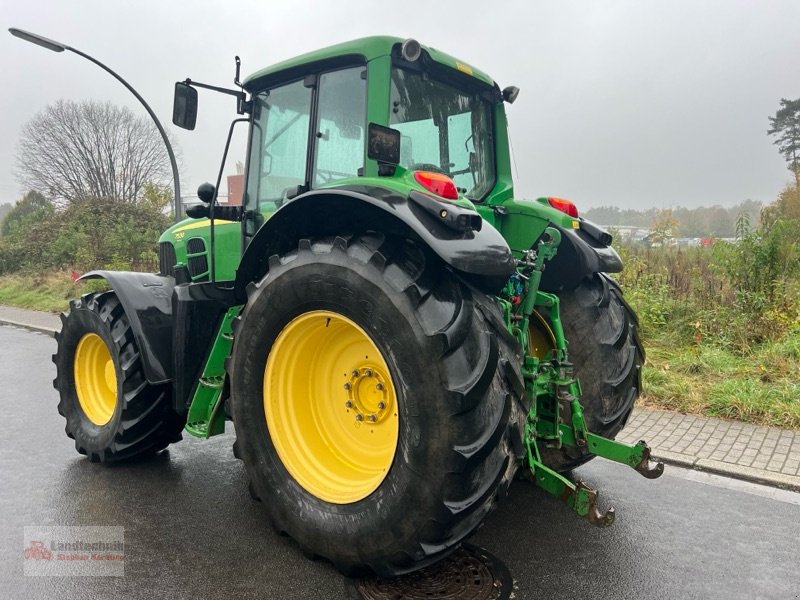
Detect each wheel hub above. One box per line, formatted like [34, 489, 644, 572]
[344, 366, 393, 424]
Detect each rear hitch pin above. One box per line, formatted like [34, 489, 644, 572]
[578, 482, 615, 528]
[633, 442, 665, 479]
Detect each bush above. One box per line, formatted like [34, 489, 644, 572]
[0, 187, 170, 275]
[617, 219, 800, 353]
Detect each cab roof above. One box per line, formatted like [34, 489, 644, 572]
[243, 35, 495, 90]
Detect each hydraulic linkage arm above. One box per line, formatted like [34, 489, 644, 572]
[498, 227, 663, 527]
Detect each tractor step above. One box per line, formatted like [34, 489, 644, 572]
[184, 306, 241, 439]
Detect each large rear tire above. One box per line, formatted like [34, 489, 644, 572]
[540, 273, 645, 472]
[229, 233, 525, 576]
[53, 291, 184, 463]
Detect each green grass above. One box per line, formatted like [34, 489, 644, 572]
[641, 334, 800, 429]
[0, 271, 101, 313]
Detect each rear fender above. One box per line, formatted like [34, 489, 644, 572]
[234, 186, 516, 298]
[540, 222, 623, 292]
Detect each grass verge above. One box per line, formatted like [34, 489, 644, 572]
[0, 271, 100, 313]
[641, 333, 800, 429]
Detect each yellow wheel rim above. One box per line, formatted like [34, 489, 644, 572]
[529, 311, 557, 359]
[74, 333, 117, 426]
[264, 310, 399, 504]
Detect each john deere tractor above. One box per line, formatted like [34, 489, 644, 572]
[53, 36, 662, 576]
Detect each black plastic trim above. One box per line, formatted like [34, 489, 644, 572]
[78, 271, 175, 384]
[172, 282, 238, 412]
[540, 225, 623, 293]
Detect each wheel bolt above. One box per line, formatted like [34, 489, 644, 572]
[343, 382, 351, 390]
[368, 414, 377, 422]
[363, 368, 373, 377]
[377, 401, 386, 410]
[375, 383, 384, 391]
[345, 400, 353, 408]
[352, 370, 360, 377]
[355, 413, 364, 421]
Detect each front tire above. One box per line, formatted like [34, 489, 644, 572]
[53, 291, 184, 463]
[229, 234, 525, 576]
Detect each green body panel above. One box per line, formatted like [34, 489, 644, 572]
[159, 219, 242, 281]
[478, 198, 580, 257]
[479, 103, 515, 209]
[363, 56, 392, 178]
[318, 169, 477, 210]
[159, 169, 478, 284]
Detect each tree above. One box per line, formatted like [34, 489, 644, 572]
[48, 195, 170, 272]
[648, 208, 679, 245]
[1, 190, 50, 236]
[768, 97, 800, 189]
[0, 203, 12, 229]
[761, 181, 800, 226]
[15, 100, 177, 206]
[0, 191, 56, 272]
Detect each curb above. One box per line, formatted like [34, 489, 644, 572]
[0, 317, 57, 337]
[653, 450, 800, 493]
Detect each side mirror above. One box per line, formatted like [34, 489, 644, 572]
[502, 86, 520, 104]
[173, 82, 198, 130]
[367, 123, 401, 166]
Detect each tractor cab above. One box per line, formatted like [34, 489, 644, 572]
[164, 37, 524, 283]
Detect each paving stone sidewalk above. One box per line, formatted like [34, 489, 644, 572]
[618, 407, 800, 491]
[2, 303, 799, 491]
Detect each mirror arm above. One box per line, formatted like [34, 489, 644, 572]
[184, 78, 250, 114]
[209, 117, 250, 286]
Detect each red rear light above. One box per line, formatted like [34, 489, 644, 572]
[414, 171, 459, 200]
[547, 197, 579, 218]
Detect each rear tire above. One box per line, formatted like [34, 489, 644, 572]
[540, 273, 645, 472]
[229, 233, 525, 576]
[53, 291, 184, 463]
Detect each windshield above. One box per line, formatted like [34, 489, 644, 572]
[390, 67, 495, 201]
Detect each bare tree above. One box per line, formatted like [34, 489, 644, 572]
[15, 100, 177, 205]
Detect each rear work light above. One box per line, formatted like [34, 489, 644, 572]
[414, 171, 459, 200]
[547, 196, 579, 219]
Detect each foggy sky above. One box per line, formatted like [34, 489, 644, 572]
[1, 0, 798, 210]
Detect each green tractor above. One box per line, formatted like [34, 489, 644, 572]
[53, 36, 662, 576]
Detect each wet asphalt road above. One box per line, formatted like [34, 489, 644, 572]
[1, 324, 799, 600]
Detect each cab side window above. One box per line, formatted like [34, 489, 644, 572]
[248, 80, 312, 207]
[312, 67, 367, 187]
